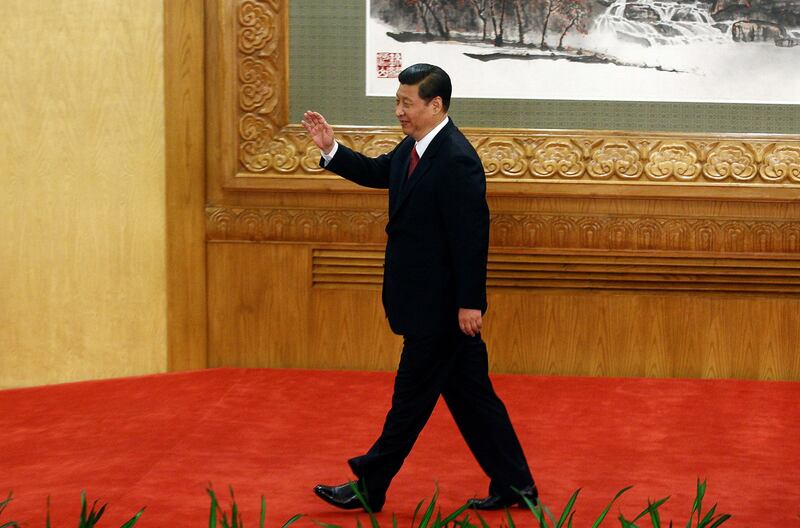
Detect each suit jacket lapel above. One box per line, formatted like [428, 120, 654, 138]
[389, 138, 414, 217]
[390, 119, 455, 219]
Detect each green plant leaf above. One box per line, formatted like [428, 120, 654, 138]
[260, 496, 267, 528]
[514, 489, 546, 528]
[440, 502, 471, 526]
[530, 502, 549, 528]
[347, 482, 379, 528]
[505, 508, 517, 528]
[698, 504, 717, 527]
[0, 492, 20, 528]
[631, 496, 669, 523]
[648, 498, 664, 528]
[706, 514, 732, 528]
[618, 513, 640, 528]
[81, 496, 107, 528]
[208, 487, 219, 528]
[555, 488, 580, 528]
[412, 499, 425, 528]
[119, 508, 145, 528]
[417, 487, 439, 528]
[280, 513, 303, 528]
[312, 522, 343, 528]
[433, 509, 442, 528]
[686, 479, 707, 528]
[590, 485, 633, 528]
[92, 502, 108, 526]
[542, 503, 558, 528]
[473, 509, 491, 528]
[229, 486, 239, 528]
[210, 490, 230, 528]
[80, 490, 88, 528]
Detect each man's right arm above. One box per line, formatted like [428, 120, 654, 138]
[324, 142, 392, 189]
[302, 110, 391, 189]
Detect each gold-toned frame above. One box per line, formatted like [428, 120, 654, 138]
[206, 0, 800, 200]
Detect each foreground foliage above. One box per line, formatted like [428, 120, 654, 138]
[207, 485, 302, 528]
[0, 490, 143, 528]
[333, 478, 730, 528]
[1, 479, 730, 527]
[0, 492, 18, 528]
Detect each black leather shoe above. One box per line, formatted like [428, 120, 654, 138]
[467, 485, 539, 510]
[313, 482, 383, 512]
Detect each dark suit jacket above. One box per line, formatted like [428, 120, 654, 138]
[323, 119, 489, 336]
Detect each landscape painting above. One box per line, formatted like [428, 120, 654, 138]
[366, 0, 800, 103]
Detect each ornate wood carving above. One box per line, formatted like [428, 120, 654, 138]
[228, 1, 800, 194]
[207, 206, 800, 254]
[237, 0, 286, 173]
[207, 206, 389, 244]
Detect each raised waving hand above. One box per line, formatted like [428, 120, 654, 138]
[301, 110, 335, 155]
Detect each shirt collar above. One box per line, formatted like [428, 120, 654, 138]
[413, 116, 449, 158]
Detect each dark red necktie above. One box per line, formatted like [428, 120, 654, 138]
[407, 147, 419, 178]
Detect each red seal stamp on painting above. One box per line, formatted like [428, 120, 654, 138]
[376, 52, 402, 78]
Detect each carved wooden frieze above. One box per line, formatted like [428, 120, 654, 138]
[206, 206, 800, 254]
[470, 135, 800, 184]
[207, 206, 389, 244]
[231, 1, 800, 192]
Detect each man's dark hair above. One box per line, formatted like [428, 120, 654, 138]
[398, 63, 452, 111]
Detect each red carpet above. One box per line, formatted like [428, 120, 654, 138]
[1, 368, 798, 526]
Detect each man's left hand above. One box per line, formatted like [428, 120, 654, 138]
[458, 308, 482, 337]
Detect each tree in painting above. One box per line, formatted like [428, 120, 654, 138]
[552, 0, 591, 50]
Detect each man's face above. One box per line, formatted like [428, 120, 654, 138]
[395, 83, 443, 141]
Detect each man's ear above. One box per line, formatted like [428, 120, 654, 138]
[432, 96, 443, 114]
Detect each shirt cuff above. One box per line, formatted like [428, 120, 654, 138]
[321, 140, 339, 166]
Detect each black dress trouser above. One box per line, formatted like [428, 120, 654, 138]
[347, 327, 535, 509]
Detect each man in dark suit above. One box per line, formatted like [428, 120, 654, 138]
[301, 64, 537, 513]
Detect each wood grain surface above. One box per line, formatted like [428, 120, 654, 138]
[165, 0, 208, 371]
[0, 0, 167, 388]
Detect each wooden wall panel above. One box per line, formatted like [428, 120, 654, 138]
[203, 0, 800, 381]
[208, 243, 401, 371]
[482, 291, 800, 380]
[0, 0, 167, 389]
[207, 238, 800, 380]
[165, 0, 208, 371]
